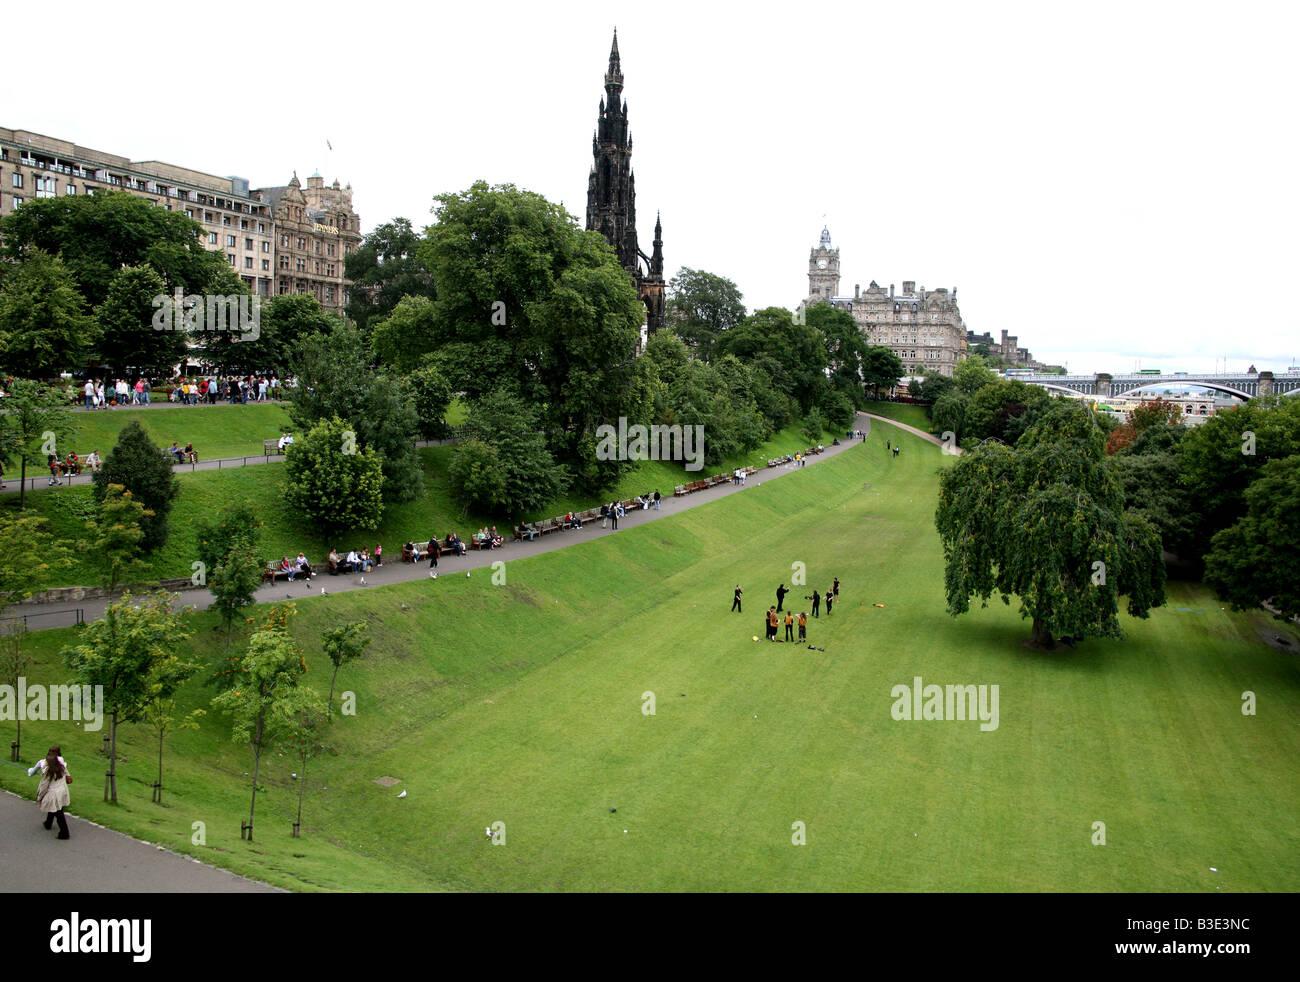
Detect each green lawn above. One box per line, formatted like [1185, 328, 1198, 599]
[10, 420, 839, 589]
[61, 403, 293, 461]
[4, 420, 1297, 891]
[863, 400, 932, 431]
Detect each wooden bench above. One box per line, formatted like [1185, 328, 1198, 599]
[262, 560, 312, 583]
[264, 438, 284, 456]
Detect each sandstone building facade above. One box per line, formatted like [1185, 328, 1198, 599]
[0, 127, 359, 315]
[803, 227, 967, 377]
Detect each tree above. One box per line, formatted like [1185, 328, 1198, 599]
[802, 409, 825, 445]
[861, 346, 904, 400]
[0, 512, 71, 613]
[283, 416, 384, 537]
[1129, 397, 1186, 434]
[920, 372, 957, 408]
[210, 607, 321, 842]
[714, 307, 830, 414]
[194, 502, 264, 577]
[936, 401, 1166, 648]
[419, 182, 653, 493]
[1, 622, 32, 761]
[0, 379, 75, 510]
[138, 650, 202, 804]
[321, 620, 370, 716]
[62, 591, 191, 802]
[405, 362, 453, 440]
[279, 704, 334, 838]
[447, 439, 508, 514]
[931, 390, 969, 443]
[95, 265, 184, 375]
[665, 266, 745, 360]
[456, 392, 567, 513]
[288, 325, 424, 503]
[963, 379, 1050, 442]
[1111, 449, 1196, 561]
[372, 296, 439, 374]
[0, 190, 233, 311]
[0, 247, 97, 376]
[92, 420, 179, 552]
[206, 293, 342, 377]
[954, 355, 998, 395]
[210, 536, 265, 649]
[88, 484, 152, 590]
[1178, 396, 1300, 567]
[1203, 455, 1300, 621]
[344, 218, 436, 336]
[806, 303, 868, 407]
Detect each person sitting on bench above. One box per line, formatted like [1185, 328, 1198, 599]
[295, 553, 313, 578]
[328, 548, 343, 575]
[280, 556, 296, 581]
[184, 442, 197, 463]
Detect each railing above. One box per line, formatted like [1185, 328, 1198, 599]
[0, 608, 85, 630]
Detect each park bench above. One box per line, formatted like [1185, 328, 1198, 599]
[264, 439, 284, 456]
[673, 485, 687, 497]
[262, 560, 313, 583]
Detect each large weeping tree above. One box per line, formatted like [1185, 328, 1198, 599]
[935, 400, 1166, 649]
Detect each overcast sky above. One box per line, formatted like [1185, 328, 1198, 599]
[12, 0, 1299, 375]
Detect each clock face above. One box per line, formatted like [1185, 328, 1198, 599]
[817, 259, 828, 269]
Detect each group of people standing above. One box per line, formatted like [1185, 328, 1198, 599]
[173, 375, 278, 405]
[82, 378, 146, 409]
[733, 577, 842, 642]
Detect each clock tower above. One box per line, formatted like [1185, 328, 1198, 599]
[807, 226, 840, 304]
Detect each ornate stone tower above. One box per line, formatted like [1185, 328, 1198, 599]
[807, 226, 840, 303]
[586, 30, 665, 336]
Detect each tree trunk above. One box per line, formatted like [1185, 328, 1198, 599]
[247, 717, 263, 840]
[107, 712, 118, 803]
[1030, 616, 1056, 650]
[155, 727, 165, 804]
[19, 457, 26, 510]
[296, 755, 308, 834]
[328, 666, 340, 719]
[13, 717, 20, 762]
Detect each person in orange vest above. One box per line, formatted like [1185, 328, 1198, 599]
[798, 612, 808, 642]
[767, 607, 779, 641]
[784, 611, 794, 641]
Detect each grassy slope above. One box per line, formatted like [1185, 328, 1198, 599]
[3, 421, 1297, 892]
[863, 400, 932, 431]
[59, 403, 293, 461]
[9, 422, 837, 589]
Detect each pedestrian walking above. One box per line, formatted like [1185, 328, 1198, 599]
[826, 588, 834, 615]
[776, 583, 788, 612]
[732, 584, 743, 613]
[610, 502, 619, 530]
[809, 589, 821, 618]
[653, 489, 661, 510]
[833, 577, 840, 600]
[428, 537, 440, 569]
[27, 746, 72, 839]
[600, 502, 609, 528]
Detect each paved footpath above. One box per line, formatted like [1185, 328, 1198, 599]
[0, 784, 278, 892]
[13, 414, 888, 631]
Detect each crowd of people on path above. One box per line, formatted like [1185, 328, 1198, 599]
[74, 375, 289, 409]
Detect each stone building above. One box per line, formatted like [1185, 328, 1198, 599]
[586, 31, 665, 338]
[255, 171, 361, 315]
[0, 126, 276, 297]
[801, 227, 967, 377]
[0, 126, 360, 314]
[965, 328, 1042, 369]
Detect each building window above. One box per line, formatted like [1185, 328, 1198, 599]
[257, 222, 265, 233]
[66, 184, 76, 195]
[208, 232, 218, 245]
[244, 257, 253, 269]
[297, 237, 306, 250]
[279, 256, 289, 270]
[12, 173, 22, 188]
[261, 241, 270, 253]
[226, 234, 236, 247]
[223, 216, 231, 226]
[186, 208, 194, 218]
[244, 237, 253, 250]
[228, 254, 236, 266]
[281, 234, 289, 248]
[11, 197, 21, 208]
[262, 259, 270, 271]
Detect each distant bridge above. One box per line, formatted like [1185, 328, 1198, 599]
[1018, 371, 1300, 400]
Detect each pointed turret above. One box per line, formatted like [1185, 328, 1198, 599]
[650, 212, 663, 277]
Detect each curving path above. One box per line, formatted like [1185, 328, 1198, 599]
[11, 416, 892, 631]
